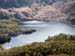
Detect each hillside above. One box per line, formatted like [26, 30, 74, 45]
[64, 3, 75, 25]
[0, 34, 75, 56]
[0, 0, 61, 8]
[0, 0, 75, 25]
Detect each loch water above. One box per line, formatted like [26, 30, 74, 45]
[2, 21, 75, 49]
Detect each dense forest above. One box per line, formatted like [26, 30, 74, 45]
[0, 18, 37, 44]
[0, 34, 75, 56]
[0, 18, 20, 43]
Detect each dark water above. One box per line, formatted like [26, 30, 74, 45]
[2, 21, 75, 49]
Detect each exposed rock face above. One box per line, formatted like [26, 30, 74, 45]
[0, 0, 75, 25]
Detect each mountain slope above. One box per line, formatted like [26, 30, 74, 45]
[0, 0, 75, 25]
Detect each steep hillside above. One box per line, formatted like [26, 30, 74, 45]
[0, 0, 26, 8]
[0, 0, 75, 25]
[0, 0, 58, 8]
[64, 3, 75, 25]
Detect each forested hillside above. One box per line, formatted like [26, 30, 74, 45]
[0, 0, 59, 8]
[0, 19, 20, 44]
[0, 0, 73, 8]
[64, 3, 75, 25]
[0, 0, 26, 8]
[0, 34, 75, 56]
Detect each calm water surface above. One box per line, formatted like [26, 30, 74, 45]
[2, 21, 75, 49]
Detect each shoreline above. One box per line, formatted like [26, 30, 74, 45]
[21, 19, 75, 27]
[2, 21, 75, 49]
